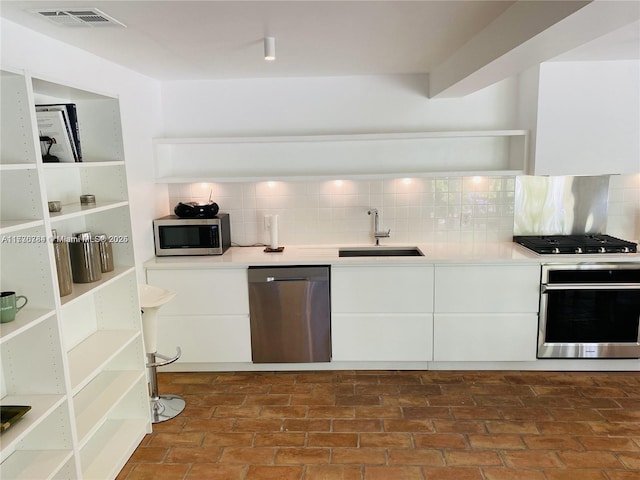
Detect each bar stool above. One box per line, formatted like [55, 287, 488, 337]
[138, 284, 185, 423]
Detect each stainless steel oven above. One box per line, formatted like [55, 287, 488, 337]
[538, 263, 640, 359]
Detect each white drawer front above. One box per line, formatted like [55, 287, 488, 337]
[147, 268, 249, 315]
[433, 313, 538, 361]
[332, 266, 434, 313]
[158, 314, 251, 363]
[331, 313, 433, 362]
[435, 265, 540, 313]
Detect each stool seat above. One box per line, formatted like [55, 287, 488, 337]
[139, 284, 176, 308]
[138, 285, 176, 354]
[138, 284, 184, 424]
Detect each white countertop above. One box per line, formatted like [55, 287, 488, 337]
[144, 242, 640, 269]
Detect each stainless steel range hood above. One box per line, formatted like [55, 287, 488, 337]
[514, 175, 610, 235]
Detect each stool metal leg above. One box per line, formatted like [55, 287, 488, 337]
[146, 347, 185, 423]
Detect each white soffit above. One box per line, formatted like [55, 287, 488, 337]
[429, 1, 640, 98]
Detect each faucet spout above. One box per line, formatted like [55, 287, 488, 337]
[368, 208, 390, 245]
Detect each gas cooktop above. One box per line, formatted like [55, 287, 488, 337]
[513, 234, 638, 255]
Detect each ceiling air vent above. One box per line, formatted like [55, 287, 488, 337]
[33, 8, 126, 27]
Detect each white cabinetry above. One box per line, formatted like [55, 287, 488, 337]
[0, 69, 150, 480]
[532, 60, 640, 175]
[145, 268, 252, 364]
[433, 265, 540, 362]
[331, 265, 434, 362]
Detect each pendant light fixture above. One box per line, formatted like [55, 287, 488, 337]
[264, 36, 276, 61]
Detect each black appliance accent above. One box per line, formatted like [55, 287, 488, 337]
[174, 201, 219, 218]
[514, 234, 637, 255]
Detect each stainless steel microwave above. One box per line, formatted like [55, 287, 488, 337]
[153, 214, 231, 256]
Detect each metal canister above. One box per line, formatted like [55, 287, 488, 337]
[52, 229, 73, 296]
[94, 233, 114, 273]
[80, 194, 96, 206]
[69, 231, 102, 283]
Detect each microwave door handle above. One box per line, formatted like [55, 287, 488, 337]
[542, 283, 640, 293]
[266, 277, 309, 282]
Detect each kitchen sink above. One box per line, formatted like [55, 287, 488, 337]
[338, 246, 424, 257]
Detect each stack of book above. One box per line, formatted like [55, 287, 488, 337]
[36, 104, 82, 163]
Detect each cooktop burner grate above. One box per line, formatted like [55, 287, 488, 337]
[513, 234, 638, 254]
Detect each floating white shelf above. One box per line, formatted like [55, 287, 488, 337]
[154, 130, 529, 182]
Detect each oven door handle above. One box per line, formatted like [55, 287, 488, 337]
[542, 283, 640, 292]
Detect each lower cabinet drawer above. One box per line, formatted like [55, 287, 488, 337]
[433, 313, 538, 362]
[332, 314, 433, 362]
[157, 315, 251, 363]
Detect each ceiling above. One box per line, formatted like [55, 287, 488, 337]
[1, 1, 639, 92]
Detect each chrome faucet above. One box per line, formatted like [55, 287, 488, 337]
[368, 208, 390, 245]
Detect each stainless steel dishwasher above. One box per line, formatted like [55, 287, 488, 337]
[248, 265, 331, 363]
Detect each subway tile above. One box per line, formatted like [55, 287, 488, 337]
[254, 433, 307, 447]
[165, 446, 222, 463]
[363, 466, 423, 480]
[414, 433, 467, 449]
[304, 465, 362, 480]
[521, 435, 583, 451]
[333, 419, 382, 432]
[127, 463, 189, 479]
[219, 447, 276, 464]
[308, 433, 358, 447]
[283, 419, 332, 432]
[558, 451, 623, 468]
[422, 467, 484, 480]
[577, 436, 640, 452]
[444, 450, 503, 467]
[331, 448, 386, 465]
[359, 433, 412, 448]
[245, 465, 304, 480]
[275, 447, 331, 464]
[185, 464, 245, 480]
[501, 450, 563, 468]
[467, 434, 526, 450]
[482, 469, 546, 480]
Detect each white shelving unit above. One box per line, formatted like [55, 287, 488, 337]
[0, 68, 150, 480]
[153, 129, 529, 182]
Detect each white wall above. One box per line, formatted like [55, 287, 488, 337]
[534, 60, 640, 176]
[1, 19, 165, 277]
[160, 74, 519, 137]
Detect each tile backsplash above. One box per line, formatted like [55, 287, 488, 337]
[168, 176, 517, 246]
[167, 173, 639, 246]
[607, 173, 640, 242]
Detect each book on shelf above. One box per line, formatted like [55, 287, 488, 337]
[36, 103, 82, 162]
[36, 110, 78, 163]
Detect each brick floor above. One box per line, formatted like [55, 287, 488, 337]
[117, 370, 640, 480]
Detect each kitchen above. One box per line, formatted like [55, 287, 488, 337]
[1, 1, 639, 479]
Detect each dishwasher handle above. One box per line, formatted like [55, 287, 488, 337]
[266, 276, 309, 282]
